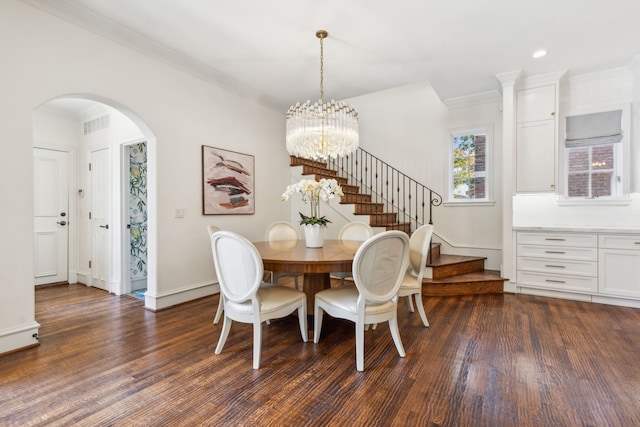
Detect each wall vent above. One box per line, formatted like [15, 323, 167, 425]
[83, 115, 110, 135]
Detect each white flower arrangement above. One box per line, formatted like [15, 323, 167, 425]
[281, 178, 344, 226]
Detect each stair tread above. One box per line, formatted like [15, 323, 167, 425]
[423, 269, 508, 284]
[344, 201, 383, 206]
[428, 254, 486, 267]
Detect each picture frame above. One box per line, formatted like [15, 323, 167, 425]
[202, 145, 255, 215]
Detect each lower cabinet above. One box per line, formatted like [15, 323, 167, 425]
[598, 234, 640, 299]
[516, 230, 640, 306]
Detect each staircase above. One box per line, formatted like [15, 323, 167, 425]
[290, 155, 506, 296]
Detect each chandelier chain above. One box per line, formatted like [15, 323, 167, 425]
[319, 36, 324, 101]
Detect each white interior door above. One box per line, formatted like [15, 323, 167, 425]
[33, 148, 69, 285]
[89, 147, 111, 291]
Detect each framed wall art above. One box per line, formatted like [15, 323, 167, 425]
[202, 145, 255, 215]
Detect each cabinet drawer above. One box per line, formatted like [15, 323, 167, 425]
[517, 244, 597, 261]
[517, 232, 597, 248]
[598, 234, 640, 251]
[517, 257, 597, 277]
[517, 270, 597, 293]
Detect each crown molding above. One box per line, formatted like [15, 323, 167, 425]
[495, 70, 522, 87]
[516, 70, 567, 90]
[442, 90, 502, 110]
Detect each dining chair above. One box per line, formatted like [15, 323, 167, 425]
[264, 221, 303, 290]
[330, 221, 374, 286]
[207, 225, 224, 324]
[211, 230, 308, 369]
[314, 231, 410, 371]
[398, 224, 434, 327]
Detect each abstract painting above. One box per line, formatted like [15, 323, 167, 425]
[202, 145, 255, 215]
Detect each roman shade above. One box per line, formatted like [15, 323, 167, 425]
[565, 110, 622, 147]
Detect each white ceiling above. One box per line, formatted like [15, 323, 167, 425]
[23, 0, 640, 112]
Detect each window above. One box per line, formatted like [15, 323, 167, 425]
[564, 109, 625, 199]
[447, 126, 491, 203]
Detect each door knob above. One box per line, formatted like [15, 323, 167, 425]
[57, 221, 67, 226]
[99, 224, 109, 229]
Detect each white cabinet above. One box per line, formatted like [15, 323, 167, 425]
[517, 232, 597, 294]
[515, 84, 557, 193]
[516, 121, 556, 192]
[516, 230, 640, 306]
[598, 234, 640, 298]
[516, 85, 556, 122]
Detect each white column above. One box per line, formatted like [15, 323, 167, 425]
[495, 71, 521, 291]
[630, 55, 640, 193]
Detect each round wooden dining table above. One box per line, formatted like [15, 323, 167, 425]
[253, 239, 362, 313]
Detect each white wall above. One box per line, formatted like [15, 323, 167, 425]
[0, 0, 289, 353]
[345, 82, 504, 269]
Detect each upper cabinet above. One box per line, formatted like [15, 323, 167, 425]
[516, 85, 556, 122]
[515, 83, 558, 193]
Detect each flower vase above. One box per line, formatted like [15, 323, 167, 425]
[303, 224, 325, 248]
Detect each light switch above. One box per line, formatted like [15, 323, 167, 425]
[175, 208, 185, 218]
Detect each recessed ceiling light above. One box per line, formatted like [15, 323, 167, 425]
[532, 49, 547, 59]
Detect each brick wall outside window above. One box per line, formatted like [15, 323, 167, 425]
[567, 144, 614, 198]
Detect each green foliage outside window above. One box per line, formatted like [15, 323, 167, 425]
[453, 135, 476, 199]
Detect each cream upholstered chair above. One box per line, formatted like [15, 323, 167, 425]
[211, 230, 308, 369]
[398, 224, 434, 327]
[314, 231, 410, 371]
[207, 225, 224, 324]
[265, 221, 303, 290]
[331, 221, 374, 286]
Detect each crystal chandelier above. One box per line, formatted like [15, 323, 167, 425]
[286, 30, 359, 161]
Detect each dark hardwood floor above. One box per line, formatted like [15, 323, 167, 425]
[1, 283, 640, 426]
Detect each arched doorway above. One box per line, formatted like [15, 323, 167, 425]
[33, 95, 156, 306]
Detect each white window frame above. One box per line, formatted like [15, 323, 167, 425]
[445, 124, 494, 205]
[560, 104, 630, 204]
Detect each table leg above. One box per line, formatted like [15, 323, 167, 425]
[302, 273, 331, 317]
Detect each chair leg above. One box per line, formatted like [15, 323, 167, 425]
[313, 304, 324, 343]
[297, 302, 308, 342]
[213, 294, 224, 324]
[406, 295, 415, 312]
[294, 276, 300, 290]
[356, 319, 365, 371]
[215, 316, 232, 355]
[388, 314, 406, 358]
[252, 320, 262, 369]
[414, 293, 429, 327]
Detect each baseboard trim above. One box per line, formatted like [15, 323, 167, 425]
[503, 280, 516, 293]
[0, 321, 41, 355]
[144, 281, 220, 311]
[76, 272, 88, 285]
[517, 285, 640, 308]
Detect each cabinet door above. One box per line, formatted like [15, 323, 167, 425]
[516, 120, 556, 192]
[517, 85, 556, 123]
[598, 248, 640, 298]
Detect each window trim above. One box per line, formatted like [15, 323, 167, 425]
[560, 103, 630, 202]
[445, 124, 494, 204]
